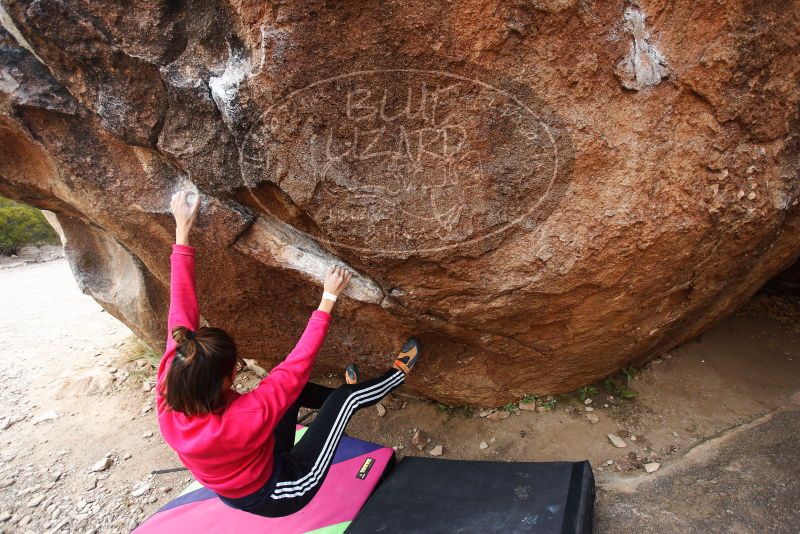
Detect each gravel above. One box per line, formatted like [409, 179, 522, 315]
[644, 462, 661, 473]
[90, 457, 113, 473]
[131, 482, 151, 497]
[608, 434, 627, 448]
[411, 429, 429, 450]
[27, 493, 46, 507]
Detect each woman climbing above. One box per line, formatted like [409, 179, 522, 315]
[156, 190, 420, 517]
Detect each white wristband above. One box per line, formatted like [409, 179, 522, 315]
[322, 291, 338, 302]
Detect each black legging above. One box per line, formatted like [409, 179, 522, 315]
[219, 368, 404, 517]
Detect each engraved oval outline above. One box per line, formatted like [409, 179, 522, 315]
[240, 69, 559, 256]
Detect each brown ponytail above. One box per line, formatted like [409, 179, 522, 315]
[165, 325, 239, 415]
[172, 326, 195, 351]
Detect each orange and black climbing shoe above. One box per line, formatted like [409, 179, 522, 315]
[345, 363, 359, 385]
[393, 338, 420, 374]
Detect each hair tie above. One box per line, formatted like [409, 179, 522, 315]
[185, 330, 195, 340]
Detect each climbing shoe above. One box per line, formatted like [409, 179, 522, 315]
[345, 363, 359, 385]
[393, 338, 420, 374]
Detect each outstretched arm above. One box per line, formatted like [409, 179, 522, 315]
[156, 191, 201, 409]
[251, 266, 352, 422]
[166, 191, 201, 337]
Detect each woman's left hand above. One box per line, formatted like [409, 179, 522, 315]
[318, 265, 352, 314]
[323, 265, 352, 298]
[171, 190, 200, 245]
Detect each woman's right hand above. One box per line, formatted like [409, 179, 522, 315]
[171, 190, 200, 245]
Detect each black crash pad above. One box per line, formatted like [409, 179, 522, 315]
[347, 457, 594, 534]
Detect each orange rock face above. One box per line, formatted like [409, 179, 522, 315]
[1, 1, 798, 404]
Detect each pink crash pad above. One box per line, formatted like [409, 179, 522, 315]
[135, 427, 394, 534]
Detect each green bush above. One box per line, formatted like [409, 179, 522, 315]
[578, 385, 598, 401]
[0, 196, 60, 255]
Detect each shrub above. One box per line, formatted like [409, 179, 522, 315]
[502, 402, 518, 412]
[578, 385, 598, 401]
[0, 196, 60, 255]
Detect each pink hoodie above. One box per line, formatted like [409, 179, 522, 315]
[156, 244, 331, 498]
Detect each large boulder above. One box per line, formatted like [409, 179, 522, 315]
[0, 0, 798, 405]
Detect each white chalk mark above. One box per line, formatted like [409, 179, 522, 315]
[209, 24, 289, 123]
[614, 7, 669, 90]
[235, 212, 385, 304]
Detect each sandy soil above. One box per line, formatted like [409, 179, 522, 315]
[0, 257, 798, 533]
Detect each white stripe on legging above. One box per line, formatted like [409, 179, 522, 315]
[271, 371, 404, 498]
[270, 372, 404, 499]
[270, 374, 403, 500]
[270, 373, 404, 500]
[274, 370, 403, 491]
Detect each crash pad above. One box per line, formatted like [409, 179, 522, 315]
[347, 457, 595, 533]
[135, 426, 395, 534]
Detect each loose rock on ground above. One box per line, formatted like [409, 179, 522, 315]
[608, 434, 628, 448]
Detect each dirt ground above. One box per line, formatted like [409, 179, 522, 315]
[0, 256, 798, 533]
